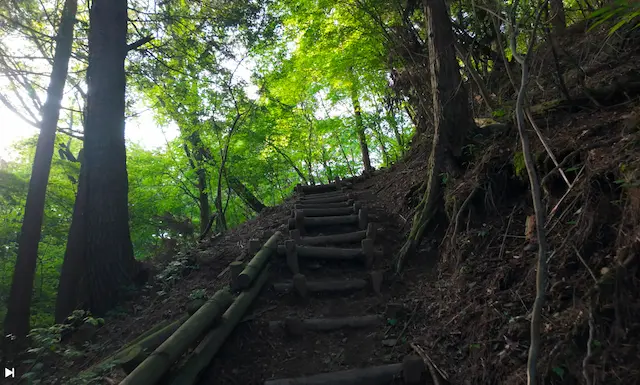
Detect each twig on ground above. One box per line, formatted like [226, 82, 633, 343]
[452, 186, 480, 240]
[525, 109, 571, 187]
[540, 136, 623, 186]
[499, 206, 517, 260]
[572, 245, 598, 283]
[392, 302, 420, 349]
[410, 342, 448, 384]
[582, 306, 595, 385]
[546, 165, 585, 226]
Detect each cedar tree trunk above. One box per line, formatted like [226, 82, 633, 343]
[395, 0, 473, 272]
[4, 0, 77, 338]
[55, 0, 139, 322]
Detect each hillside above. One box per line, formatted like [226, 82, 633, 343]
[24, 19, 637, 385]
[2, 1, 640, 384]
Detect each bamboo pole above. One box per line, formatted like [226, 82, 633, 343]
[119, 289, 234, 385]
[236, 231, 281, 289]
[168, 264, 272, 385]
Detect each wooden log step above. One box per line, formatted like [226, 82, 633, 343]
[291, 209, 368, 235]
[296, 182, 339, 195]
[278, 239, 377, 273]
[269, 315, 382, 334]
[299, 189, 350, 199]
[277, 244, 362, 259]
[294, 200, 355, 209]
[236, 231, 282, 290]
[263, 355, 425, 385]
[289, 224, 375, 245]
[298, 194, 351, 204]
[272, 272, 383, 297]
[292, 204, 360, 217]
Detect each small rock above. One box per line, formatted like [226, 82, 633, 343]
[382, 339, 397, 347]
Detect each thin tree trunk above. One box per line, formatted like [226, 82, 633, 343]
[305, 159, 316, 185]
[383, 99, 405, 155]
[183, 142, 210, 234]
[371, 117, 391, 166]
[491, 15, 519, 94]
[350, 86, 372, 172]
[55, 0, 139, 322]
[4, 0, 78, 338]
[269, 143, 308, 184]
[305, 119, 316, 184]
[321, 148, 334, 183]
[395, 0, 473, 272]
[335, 134, 356, 177]
[223, 170, 266, 213]
[214, 175, 227, 231]
[454, 41, 494, 111]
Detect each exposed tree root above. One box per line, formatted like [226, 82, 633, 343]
[394, 167, 440, 273]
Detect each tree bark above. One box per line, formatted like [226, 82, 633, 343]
[55, 0, 139, 322]
[350, 86, 372, 172]
[549, 0, 566, 33]
[395, 0, 473, 272]
[4, 0, 77, 338]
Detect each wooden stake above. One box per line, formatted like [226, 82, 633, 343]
[229, 261, 244, 290]
[248, 239, 261, 254]
[284, 240, 299, 274]
[358, 207, 368, 230]
[362, 239, 375, 269]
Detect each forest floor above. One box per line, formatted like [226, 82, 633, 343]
[45, 22, 640, 385]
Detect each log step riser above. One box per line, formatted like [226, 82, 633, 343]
[264, 355, 425, 385]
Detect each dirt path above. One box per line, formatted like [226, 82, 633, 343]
[199, 178, 425, 384]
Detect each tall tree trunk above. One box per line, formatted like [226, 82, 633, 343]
[223, 170, 266, 213]
[383, 97, 405, 155]
[214, 177, 227, 232]
[350, 85, 372, 172]
[395, 0, 473, 272]
[183, 143, 210, 235]
[55, 0, 139, 322]
[549, 0, 566, 33]
[4, 0, 77, 338]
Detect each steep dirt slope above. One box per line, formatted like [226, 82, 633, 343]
[45, 22, 640, 385]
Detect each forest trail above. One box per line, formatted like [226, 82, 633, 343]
[201, 176, 429, 385]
